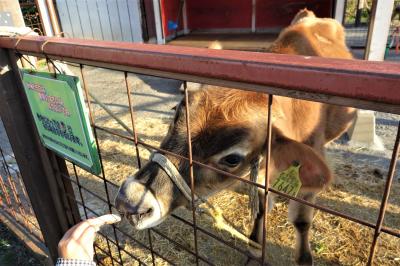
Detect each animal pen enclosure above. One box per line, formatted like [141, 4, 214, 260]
[0, 35, 399, 266]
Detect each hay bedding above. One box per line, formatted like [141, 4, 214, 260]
[67, 112, 400, 266]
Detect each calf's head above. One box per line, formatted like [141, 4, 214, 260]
[115, 88, 270, 229]
[115, 87, 331, 229]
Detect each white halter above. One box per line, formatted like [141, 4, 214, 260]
[151, 153, 198, 203]
[151, 152, 261, 218]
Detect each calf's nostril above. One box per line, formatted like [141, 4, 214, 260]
[115, 191, 155, 221]
[115, 195, 127, 212]
[137, 207, 153, 219]
[116, 199, 153, 219]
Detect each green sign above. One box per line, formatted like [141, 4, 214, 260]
[21, 70, 101, 174]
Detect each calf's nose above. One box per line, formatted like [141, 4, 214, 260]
[115, 192, 153, 216]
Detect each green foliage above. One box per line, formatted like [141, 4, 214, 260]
[344, 0, 400, 26]
[0, 239, 10, 248]
[0, 222, 42, 266]
[313, 241, 327, 255]
[344, 0, 372, 26]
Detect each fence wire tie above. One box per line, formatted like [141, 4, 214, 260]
[14, 37, 34, 70]
[13, 29, 37, 54]
[13, 35, 38, 71]
[40, 39, 62, 76]
[13, 37, 23, 53]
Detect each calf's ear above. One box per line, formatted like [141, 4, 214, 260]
[269, 138, 332, 191]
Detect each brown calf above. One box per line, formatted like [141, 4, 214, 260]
[116, 9, 356, 265]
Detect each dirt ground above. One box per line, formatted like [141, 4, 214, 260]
[0, 221, 42, 266]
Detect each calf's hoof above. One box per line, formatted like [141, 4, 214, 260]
[296, 251, 313, 266]
[245, 257, 271, 266]
[246, 246, 273, 266]
[247, 245, 262, 258]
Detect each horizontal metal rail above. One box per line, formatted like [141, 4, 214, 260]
[0, 36, 399, 114]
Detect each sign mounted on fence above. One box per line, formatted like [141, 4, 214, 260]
[20, 70, 101, 175]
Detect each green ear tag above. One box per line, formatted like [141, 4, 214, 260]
[271, 162, 302, 197]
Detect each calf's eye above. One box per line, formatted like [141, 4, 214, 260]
[219, 154, 244, 167]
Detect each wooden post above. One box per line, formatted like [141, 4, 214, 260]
[334, 0, 346, 24]
[251, 0, 256, 33]
[348, 0, 395, 149]
[365, 0, 395, 61]
[45, 0, 61, 35]
[34, 0, 54, 36]
[153, 0, 164, 44]
[183, 0, 189, 34]
[0, 49, 80, 262]
[355, 0, 364, 27]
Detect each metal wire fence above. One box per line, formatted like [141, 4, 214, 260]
[0, 36, 399, 265]
[0, 132, 47, 257]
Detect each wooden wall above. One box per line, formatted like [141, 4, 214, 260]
[161, 0, 334, 39]
[56, 0, 143, 42]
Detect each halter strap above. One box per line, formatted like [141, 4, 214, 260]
[151, 152, 261, 217]
[249, 156, 261, 218]
[151, 153, 198, 203]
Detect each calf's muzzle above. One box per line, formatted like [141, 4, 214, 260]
[115, 156, 183, 230]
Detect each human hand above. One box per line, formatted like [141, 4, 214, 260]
[58, 214, 121, 260]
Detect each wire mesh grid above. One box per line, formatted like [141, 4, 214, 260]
[0, 136, 44, 244]
[2, 44, 399, 265]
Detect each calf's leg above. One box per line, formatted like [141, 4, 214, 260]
[288, 192, 316, 266]
[247, 192, 275, 263]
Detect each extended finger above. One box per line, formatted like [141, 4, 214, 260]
[68, 214, 121, 240]
[75, 215, 121, 259]
[86, 214, 122, 231]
